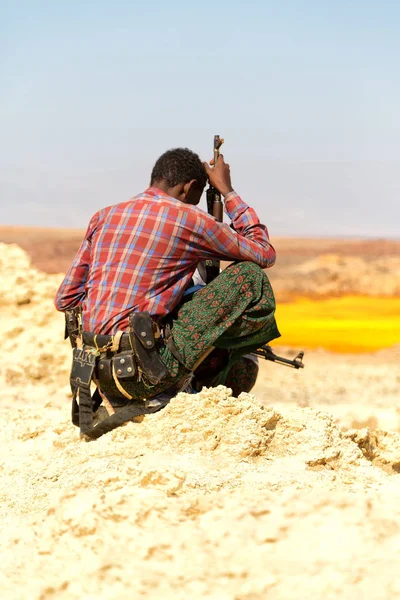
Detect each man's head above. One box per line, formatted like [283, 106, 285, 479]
[150, 148, 207, 205]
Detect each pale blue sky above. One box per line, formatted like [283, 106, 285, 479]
[1, 0, 399, 236]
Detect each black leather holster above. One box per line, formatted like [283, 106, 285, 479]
[128, 312, 168, 385]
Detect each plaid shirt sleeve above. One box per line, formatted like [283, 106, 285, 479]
[54, 212, 99, 311]
[197, 192, 276, 268]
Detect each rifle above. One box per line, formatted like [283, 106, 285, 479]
[205, 134, 305, 370]
[205, 135, 224, 282]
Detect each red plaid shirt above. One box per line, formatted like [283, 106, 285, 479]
[54, 188, 276, 334]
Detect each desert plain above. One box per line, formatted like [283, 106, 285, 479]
[0, 227, 400, 599]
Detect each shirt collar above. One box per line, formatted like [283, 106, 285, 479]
[145, 186, 174, 199]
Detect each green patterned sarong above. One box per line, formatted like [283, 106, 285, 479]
[172, 261, 280, 366]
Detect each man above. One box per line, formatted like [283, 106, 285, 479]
[55, 147, 280, 438]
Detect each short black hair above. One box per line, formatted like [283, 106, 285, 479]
[150, 147, 207, 189]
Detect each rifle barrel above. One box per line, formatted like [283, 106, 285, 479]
[254, 346, 305, 369]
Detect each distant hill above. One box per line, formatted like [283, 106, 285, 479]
[1, 226, 399, 300]
[1, 225, 398, 273]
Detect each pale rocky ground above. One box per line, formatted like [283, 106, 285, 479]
[254, 345, 400, 436]
[1, 242, 400, 599]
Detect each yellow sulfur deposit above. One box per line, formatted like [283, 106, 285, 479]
[275, 296, 400, 353]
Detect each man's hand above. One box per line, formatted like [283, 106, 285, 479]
[203, 155, 234, 197]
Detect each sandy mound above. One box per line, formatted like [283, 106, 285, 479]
[0, 243, 60, 307]
[272, 253, 400, 299]
[3, 386, 400, 599]
[2, 242, 400, 599]
[0, 243, 69, 394]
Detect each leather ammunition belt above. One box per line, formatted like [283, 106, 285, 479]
[82, 331, 132, 352]
[68, 311, 175, 440]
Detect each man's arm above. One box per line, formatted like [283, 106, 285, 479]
[198, 156, 276, 268]
[198, 197, 276, 268]
[54, 213, 98, 311]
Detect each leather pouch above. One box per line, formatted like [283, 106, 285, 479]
[112, 351, 136, 379]
[129, 312, 168, 385]
[97, 357, 113, 384]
